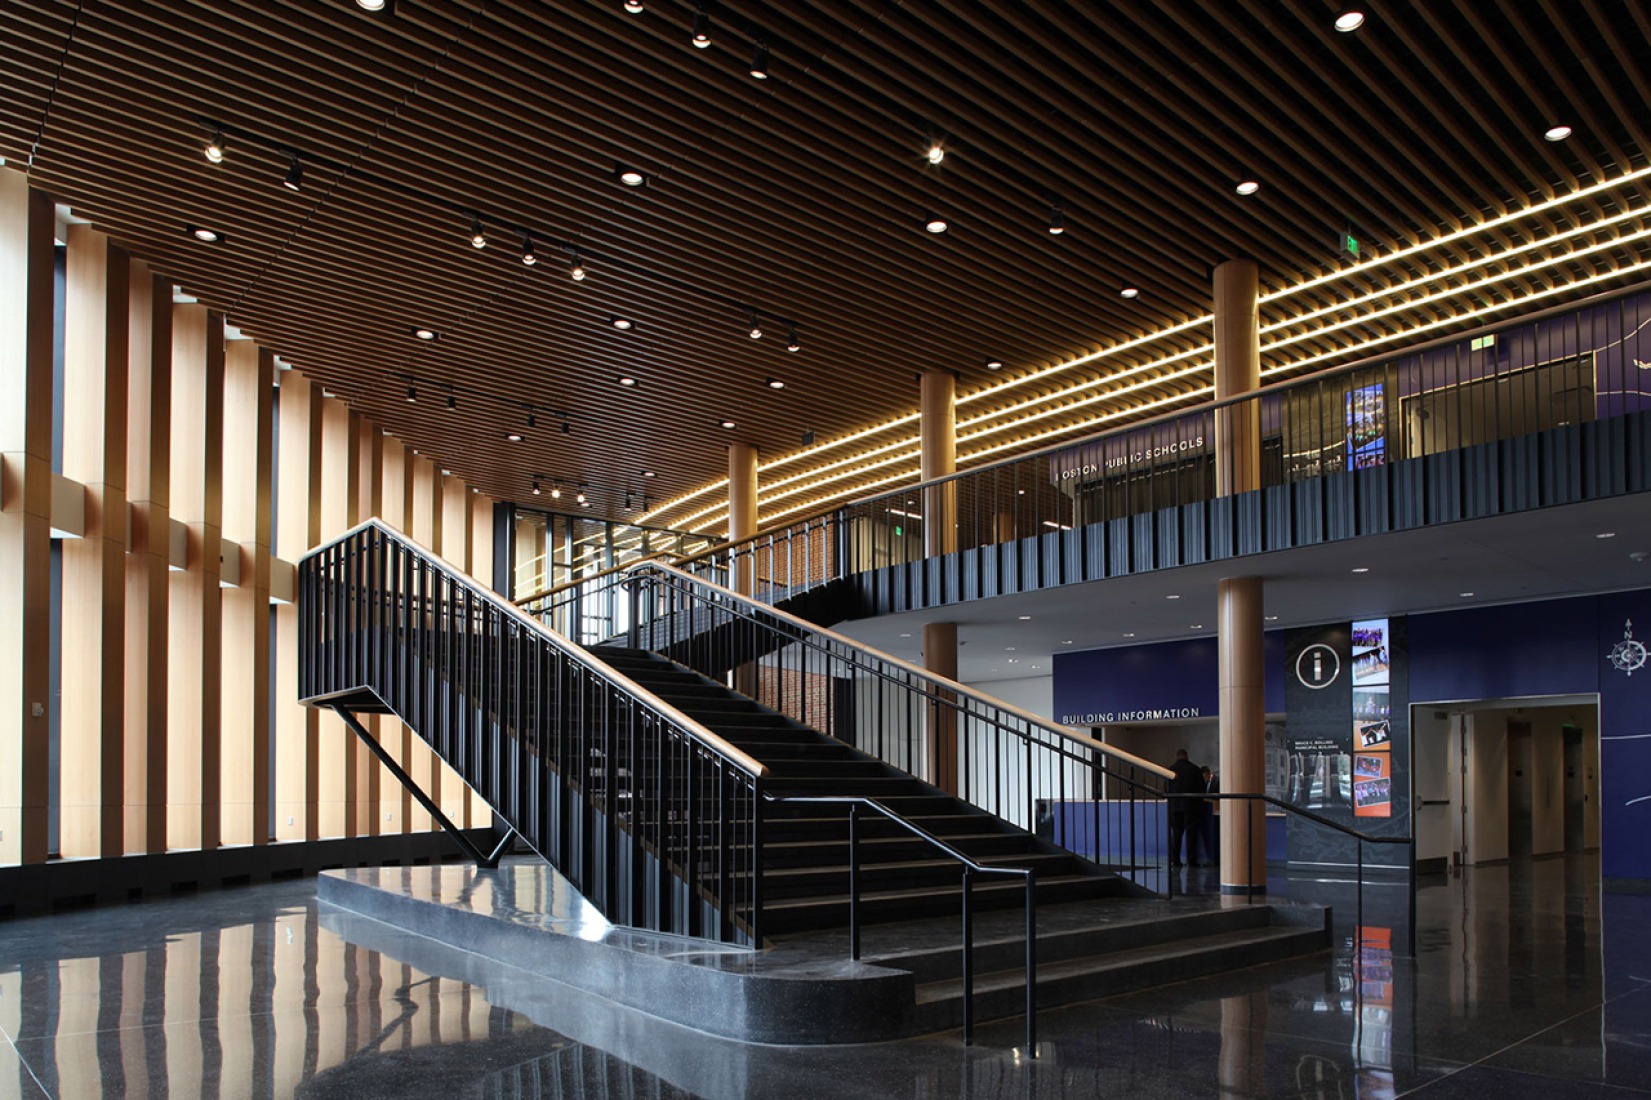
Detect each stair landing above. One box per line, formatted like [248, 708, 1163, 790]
[319, 857, 1328, 1046]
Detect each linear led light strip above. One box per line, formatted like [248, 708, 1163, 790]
[703, 251, 1651, 531]
[651, 171, 1651, 528]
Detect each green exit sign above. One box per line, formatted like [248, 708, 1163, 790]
[1471, 334, 1496, 350]
[894, 525, 904, 537]
[1342, 232, 1360, 257]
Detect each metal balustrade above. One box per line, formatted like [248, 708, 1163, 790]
[298, 519, 767, 946]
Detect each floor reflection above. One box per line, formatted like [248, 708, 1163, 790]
[0, 856, 1646, 1098]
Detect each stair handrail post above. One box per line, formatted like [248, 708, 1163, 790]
[849, 801, 861, 961]
[961, 865, 975, 1046]
[1024, 870, 1037, 1057]
[625, 572, 640, 650]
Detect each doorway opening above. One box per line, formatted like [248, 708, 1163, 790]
[1411, 695, 1600, 875]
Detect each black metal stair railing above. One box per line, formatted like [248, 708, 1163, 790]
[541, 561, 1178, 886]
[298, 519, 769, 946]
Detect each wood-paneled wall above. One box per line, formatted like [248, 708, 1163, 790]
[0, 168, 503, 868]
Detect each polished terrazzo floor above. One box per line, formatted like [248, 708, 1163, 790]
[0, 855, 1646, 1098]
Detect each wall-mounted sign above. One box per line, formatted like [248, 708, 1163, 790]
[1296, 644, 1341, 689]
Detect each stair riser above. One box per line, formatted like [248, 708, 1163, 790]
[762, 878, 1111, 935]
[761, 834, 1042, 866]
[876, 906, 1280, 982]
[762, 854, 1082, 900]
[912, 929, 1328, 1032]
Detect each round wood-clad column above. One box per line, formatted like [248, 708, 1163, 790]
[1218, 575, 1266, 892]
[1213, 258, 1260, 497]
[920, 369, 956, 556]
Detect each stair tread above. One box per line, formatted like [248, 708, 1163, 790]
[767, 853, 1072, 879]
[762, 873, 1105, 912]
[913, 925, 1321, 1002]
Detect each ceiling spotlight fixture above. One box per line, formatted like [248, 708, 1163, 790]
[526, 410, 537, 429]
[581, 499, 592, 509]
[623, 0, 644, 12]
[521, 234, 538, 266]
[356, 0, 388, 9]
[642, 469, 656, 478]
[786, 324, 801, 352]
[767, 377, 785, 390]
[610, 315, 634, 330]
[624, 492, 635, 510]
[506, 432, 524, 443]
[617, 375, 638, 386]
[749, 41, 770, 80]
[615, 165, 647, 187]
[551, 485, 562, 499]
[720, 419, 737, 429]
[1351, 566, 1370, 573]
[410, 327, 438, 341]
[926, 140, 945, 165]
[1047, 203, 1065, 235]
[985, 357, 1004, 370]
[469, 215, 487, 249]
[185, 225, 226, 244]
[282, 156, 304, 192]
[1120, 286, 1140, 298]
[204, 130, 226, 164]
[1235, 179, 1260, 196]
[446, 392, 457, 411]
[1545, 124, 1574, 142]
[1333, 9, 1365, 32]
[405, 383, 417, 403]
[924, 215, 949, 234]
[562, 421, 572, 434]
[576, 490, 587, 504]
[569, 249, 586, 282]
[748, 312, 763, 339]
[691, 7, 710, 48]
[531, 479, 542, 495]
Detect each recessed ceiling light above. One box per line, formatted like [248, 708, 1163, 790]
[1597, 532, 1617, 539]
[720, 420, 737, 429]
[1123, 632, 1136, 638]
[1062, 639, 1073, 645]
[185, 225, 226, 244]
[767, 377, 785, 390]
[1018, 615, 1032, 620]
[356, 0, 387, 10]
[925, 215, 949, 234]
[1235, 179, 1260, 196]
[1351, 566, 1370, 573]
[617, 375, 638, 386]
[1265, 615, 1279, 622]
[899, 632, 912, 638]
[623, 0, 644, 12]
[642, 469, 656, 478]
[1165, 594, 1181, 600]
[985, 357, 1004, 370]
[1545, 124, 1574, 142]
[505, 432, 523, 443]
[610, 316, 634, 330]
[1190, 624, 1204, 630]
[1333, 10, 1365, 32]
[409, 327, 438, 341]
[1005, 646, 1016, 652]
[1460, 591, 1475, 598]
[1120, 286, 1140, 298]
[616, 166, 647, 187]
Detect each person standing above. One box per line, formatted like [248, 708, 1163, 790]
[1166, 749, 1203, 867]
[1198, 766, 1220, 866]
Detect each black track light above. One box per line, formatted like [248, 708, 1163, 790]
[550, 484, 562, 500]
[204, 129, 226, 164]
[624, 491, 635, 511]
[446, 392, 457, 411]
[750, 42, 770, 79]
[576, 489, 587, 505]
[623, 0, 644, 11]
[748, 312, 763, 340]
[283, 156, 304, 192]
[527, 409, 538, 429]
[562, 421, 572, 434]
[786, 324, 800, 352]
[405, 383, 417, 403]
[521, 234, 538, 266]
[691, 7, 710, 48]
[532, 478, 542, 496]
[1048, 203, 1065, 235]
[570, 249, 587, 281]
[469, 215, 487, 249]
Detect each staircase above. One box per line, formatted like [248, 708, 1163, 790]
[301, 520, 1328, 1042]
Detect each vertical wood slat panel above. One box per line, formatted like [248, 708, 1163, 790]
[316, 397, 356, 838]
[220, 340, 273, 845]
[407, 455, 439, 833]
[379, 437, 414, 834]
[124, 267, 171, 854]
[0, 170, 55, 867]
[273, 371, 322, 841]
[60, 224, 130, 859]
[354, 419, 384, 837]
[167, 304, 225, 852]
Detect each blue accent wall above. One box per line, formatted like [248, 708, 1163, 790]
[1052, 632, 1285, 725]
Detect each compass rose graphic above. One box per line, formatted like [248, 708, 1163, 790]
[1608, 619, 1648, 677]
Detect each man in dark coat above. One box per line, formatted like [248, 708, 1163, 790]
[1166, 749, 1204, 867]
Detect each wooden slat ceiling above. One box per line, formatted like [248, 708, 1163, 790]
[3, 0, 1648, 531]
